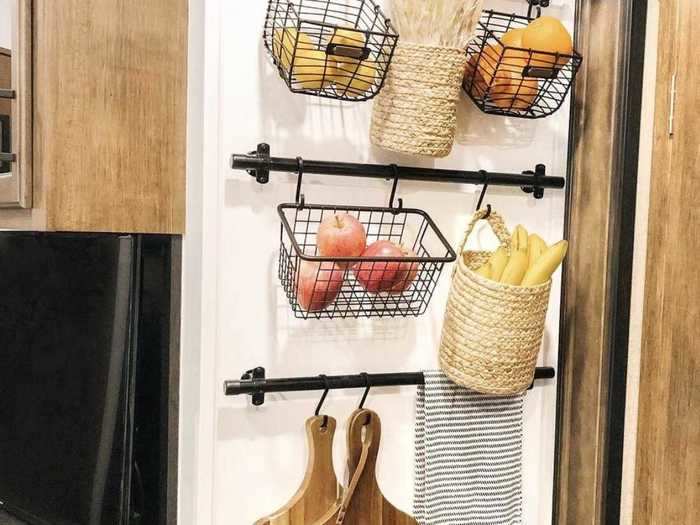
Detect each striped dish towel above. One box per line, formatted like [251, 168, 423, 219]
[414, 370, 525, 525]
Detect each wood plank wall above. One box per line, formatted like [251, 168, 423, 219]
[554, 0, 630, 522]
[633, 0, 700, 522]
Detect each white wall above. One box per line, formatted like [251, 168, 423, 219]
[178, 0, 206, 523]
[187, 0, 575, 523]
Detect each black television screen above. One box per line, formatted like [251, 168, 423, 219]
[0, 234, 136, 525]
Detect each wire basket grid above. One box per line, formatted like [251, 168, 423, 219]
[464, 10, 583, 118]
[263, 0, 398, 101]
[277, 203, 456, 319]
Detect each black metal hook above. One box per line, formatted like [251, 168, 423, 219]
[314, 374, 330, 428]
[388, 164, 403, 211]
[476, 171, 491, 218]
[358, 372, 371, 409]
[295, 156, 305, 208]
[526, 0, 548, 19]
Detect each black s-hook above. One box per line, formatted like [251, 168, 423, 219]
[527, 0, 549, 19]
[388, 164, 403, 212]
[315, 374, 331, 428]
[295, 156, 305, 209]
[476, 170, 491, 218]
[358, 372, 371, 409]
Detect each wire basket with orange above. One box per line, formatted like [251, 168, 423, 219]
[463, 10, 583, 118]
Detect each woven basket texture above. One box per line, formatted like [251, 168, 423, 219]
[439, 210, 551, 394]
[370, 42, 467, 158]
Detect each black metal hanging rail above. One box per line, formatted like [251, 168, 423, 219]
[231, 143, 565, 199]
[224, 366, 556, 405]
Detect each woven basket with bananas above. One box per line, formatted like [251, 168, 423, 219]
[439, 209, 567, 394]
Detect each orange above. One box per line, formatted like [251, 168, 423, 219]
[476, 41, 533, 83]
[465, 44, 539, 110]
[474, 44, 507, 85]
[464, 54, 487, 97]
[499, 28, 530, 61]
[490, 67, 539, 110]
[522, 16, 573, 67]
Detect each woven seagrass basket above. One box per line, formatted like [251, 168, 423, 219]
[439, 209, 551, 394]
[370, 42, 467, 158]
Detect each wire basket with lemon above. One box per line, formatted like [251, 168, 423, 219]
[263, 0, 398, 101]
[463, 10, 583, 118]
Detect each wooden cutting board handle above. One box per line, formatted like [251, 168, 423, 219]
[315, 409, 417, 525]
[255, 416, 342, 525]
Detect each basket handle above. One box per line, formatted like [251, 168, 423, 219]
[326, 43, 371, 61]
[456, 208, 512, 256]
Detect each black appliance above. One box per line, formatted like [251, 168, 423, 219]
[0, 234, 179, 525]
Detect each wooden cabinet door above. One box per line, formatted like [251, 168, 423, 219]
[0, 0, 187, 233]
[633, 0, 700, 522]
[32, 0, 187, 233]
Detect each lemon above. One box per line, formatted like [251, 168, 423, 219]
[272, 28, 314, 70]
[332, 61, 377, 97]
[291, 48, 336, 90]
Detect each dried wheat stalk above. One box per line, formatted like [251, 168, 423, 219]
[389, 0, 484, 48]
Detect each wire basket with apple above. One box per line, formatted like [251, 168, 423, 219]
[463, 10, 583, 118]
[277, 202, 457, 319]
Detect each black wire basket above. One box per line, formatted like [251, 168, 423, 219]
[278, 203, 457, 319]
[463, 10, 583, 118]
[263, 0, 398, 101]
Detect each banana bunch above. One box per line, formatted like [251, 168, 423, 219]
[471, 225, 568, 286]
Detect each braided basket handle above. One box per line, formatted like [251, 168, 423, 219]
[457, 209, 512, 256]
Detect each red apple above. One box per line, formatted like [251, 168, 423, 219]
[317, 214, 367, 264]
[390, 246, 420, 293]
[296, 260, 345, 312]
[353, 240, 404, 292]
